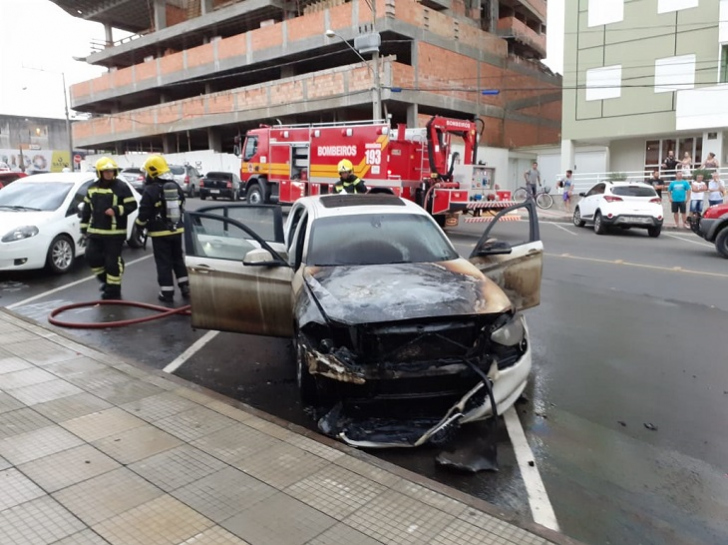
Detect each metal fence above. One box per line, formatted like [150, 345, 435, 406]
[565, 167, 728, 194]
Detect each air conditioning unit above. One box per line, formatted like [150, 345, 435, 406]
[354, 32, 381, 55]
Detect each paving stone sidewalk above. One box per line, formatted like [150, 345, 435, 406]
[0, 309, 580, 545]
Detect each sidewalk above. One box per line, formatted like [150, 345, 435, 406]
[0, 309, 581, 545]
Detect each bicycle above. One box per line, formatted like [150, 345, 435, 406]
[512, 185, 554, 210]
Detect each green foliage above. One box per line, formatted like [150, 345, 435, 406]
[691, 168, 712, 180]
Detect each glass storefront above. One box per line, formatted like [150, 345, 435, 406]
[644, 136, 702, 173]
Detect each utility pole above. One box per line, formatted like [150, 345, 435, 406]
[371, 0, 381, 121]
[61, 72, 74, 170]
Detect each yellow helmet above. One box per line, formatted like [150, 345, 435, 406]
[142, 155, 170, 179]
[337, 159, 353, 173]
[95, 157, 119, 178]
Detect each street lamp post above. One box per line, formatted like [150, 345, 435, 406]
[325, 29, 382, 121]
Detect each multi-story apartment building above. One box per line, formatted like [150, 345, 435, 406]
[562, 0, 728, 177]
[52, 0, 559, 185]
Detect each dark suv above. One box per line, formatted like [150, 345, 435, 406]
[199, 171, 242, 201]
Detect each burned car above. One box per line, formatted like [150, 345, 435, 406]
[184, 195, 543, 448]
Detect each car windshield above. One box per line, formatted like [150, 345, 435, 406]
[169, 166, 185, 175]
[307, 213, 459, 266]
[0, 182, 73, 211]
[612, 186, 657, 197]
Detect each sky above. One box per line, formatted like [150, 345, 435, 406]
[0, 0, 566, 121]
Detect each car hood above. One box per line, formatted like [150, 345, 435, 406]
[0, 210, 57, 231]
[303, 259, 512, 325]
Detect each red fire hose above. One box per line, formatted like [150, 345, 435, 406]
[48, 300, 191, 329]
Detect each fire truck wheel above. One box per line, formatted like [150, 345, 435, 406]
[247, 183, 264, 205]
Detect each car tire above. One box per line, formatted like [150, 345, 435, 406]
[647, 226, 661, 238]
[247, 183, 264, 205]
[715, 228, 728, 258]
[295, 335, 319, 406]
[573, 207, 586, 227]
[594, 211, 607, 235]
[45, 235, 75, 274]
[200, 194, 207, 200]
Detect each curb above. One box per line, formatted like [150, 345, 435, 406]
[534, 215, 696, 232]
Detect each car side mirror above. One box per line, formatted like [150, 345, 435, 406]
[475, 240, 512, 256]
[243, 248, 284, 267]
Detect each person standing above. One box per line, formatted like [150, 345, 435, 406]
[524, 161, 541, 198]
[646, 168, 664, 200]
[662, 150, 678, 180]
[560, 170, 574, 212]
[334, 159, 367, 194]
[707, 170, 725, 207]
[667, 170, 691, 229]
[136, 155, 190, 303]
[80, 157, 138, 300]
[701, 152, 720, 173]
[689, 172, 707, 216]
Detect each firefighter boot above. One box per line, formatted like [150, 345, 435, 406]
[158, 291, 174, 304]
[180, 282, 191, 300]
[102, 285, 122, 300]
[96, 274, 106, 293]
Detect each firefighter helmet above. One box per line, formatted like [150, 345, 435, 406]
[142, 155, 170, 179]
[337, 159, 354, 173]
[95, 157, 119, 178]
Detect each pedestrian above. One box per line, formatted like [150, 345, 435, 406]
[701, 152, 720, 173]
[335, 159, 367, 194]
[80, 157, 138, 300]
[662, 150, 678, 180]
[707, 170, 725, 207]
[667, 170, 691, 229]
[680, 152, 693, 177]
[689, 172, 707, 217]
[136, 155, 190, 303]
[646, 168, 664, 200]
[559, 170, 574, 212]
[524, 161, 541, 198]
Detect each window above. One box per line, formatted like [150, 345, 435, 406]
[643, 137, 702, 173]
[586, 183, 606, 197]
[654, 55, 696, 93]
[585, 65, 622, 101]
[243, 136, 258, 161]
[588, 0, 624, 27]
[657, 0, 699, 14]
[611, 186, 657, 197]
[721, 45, 728, 83]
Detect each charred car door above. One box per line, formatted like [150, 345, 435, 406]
[184, 204, 294, 337]
[468, 200, 542, 310]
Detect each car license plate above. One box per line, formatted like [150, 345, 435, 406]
[626, 216, 651, 224]
[210, 189, 220, 194]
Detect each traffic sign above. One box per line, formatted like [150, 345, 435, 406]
[73, 154, 82, 164]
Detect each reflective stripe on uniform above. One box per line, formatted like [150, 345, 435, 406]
[91, 266, 105, 276]
[87, 228, 127, 235]
[176, 276, 189, 284]
[148, 228, 184, 237]
[106, 274, 121, 286]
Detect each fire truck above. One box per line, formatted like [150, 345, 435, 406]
[238, 116, 497, 226]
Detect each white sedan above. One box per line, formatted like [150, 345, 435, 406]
[0, 173, 143, 274]
[573, 181, 664, 237]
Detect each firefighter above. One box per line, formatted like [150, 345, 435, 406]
[136, 154, 190, 303]
[81, 157, 138, 300]
[334, 159, 367, 194]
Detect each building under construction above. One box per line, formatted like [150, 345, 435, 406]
[53, 0, 560, 156]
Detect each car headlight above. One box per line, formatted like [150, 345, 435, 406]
[2, 226, 39, 243]
[491, 312, 525, 347]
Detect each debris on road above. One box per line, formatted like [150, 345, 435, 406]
[644, 423, 658, 431]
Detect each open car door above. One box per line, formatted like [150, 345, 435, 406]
[184, 204, 294, 337]
[468, 200, 542, 310]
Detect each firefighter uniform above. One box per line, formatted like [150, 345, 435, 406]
[137, 155, 190, 303]
[81, 157, 138, 300]
[335, 159, 367, 194]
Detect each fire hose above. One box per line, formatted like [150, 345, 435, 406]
[48, 300, 191, 329]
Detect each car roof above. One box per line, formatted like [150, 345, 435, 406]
[14, 172, 96, 185]
[609, 181, 654, 187]
[295, 194, 429, 219]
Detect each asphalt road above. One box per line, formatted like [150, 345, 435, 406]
[2, 201, 727, 545]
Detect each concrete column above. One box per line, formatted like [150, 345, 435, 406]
[207, 128, 222, 152]
[488, 0, 499, 34]
[162, 134, 173, 154]
[201, 0, 214, 15]
[702, 130, 723, 165]
[560, 138, 575, 176]
[406, 104, 418, 127]
[153, 0, 167, 31]
[114, 141, 124, 155]
[104, 24, 113, 47]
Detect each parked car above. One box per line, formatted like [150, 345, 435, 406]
[689, 201, 728, 258]
[0, 173, 143, 274]
[0, 172, 27, 189]
[198, 171, 242, 201]
[573, 181, 664, 237]
[119, 168, 146, 193]
[183, 195, 542, 447]
[169, 164, 202, 197]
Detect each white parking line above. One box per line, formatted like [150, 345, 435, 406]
[663, 233, 714, 248]
[503, 406, 560, 532]
[163, 330, 219, 374]
[7, 254, 153, 311]
[542, 222, 577, 236]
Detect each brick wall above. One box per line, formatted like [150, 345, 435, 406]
[165, 5, 188, 27]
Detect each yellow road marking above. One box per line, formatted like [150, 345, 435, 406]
[545, 252, 728, 279]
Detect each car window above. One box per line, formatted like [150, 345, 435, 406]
[307, 213, 458, 266]
[0, 181, 74, 211]
[286, 205, 306, 249]
[205, 172, 232, 180]
[290, 212, 309, 269]
[67, 180, 94, 216]
[169, 165, 185, 175]
[611, 186, 657, 197]
[586, 183, 606, 196]
[187, 215, 256, 259]
[243, 136, 258, 161]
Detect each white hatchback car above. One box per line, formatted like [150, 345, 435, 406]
[573, 181, 664, 237]
[0, 172, 143, 274]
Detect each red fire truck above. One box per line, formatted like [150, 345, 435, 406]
[238, 116, 495, 225]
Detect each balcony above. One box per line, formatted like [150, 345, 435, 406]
[499, 0, 546, 23]
[496, 16, 546, 59]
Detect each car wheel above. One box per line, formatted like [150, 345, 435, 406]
[573, 207, 586, 227]
[594, 211, 607, 235]
[647, 226, 661, 238]
[295, 335, 319, 406]
[200, 194, 207, 200]
[715, 228, 728, 258]
[247, 183, 264, 205]
[46, 235, 74, 274]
